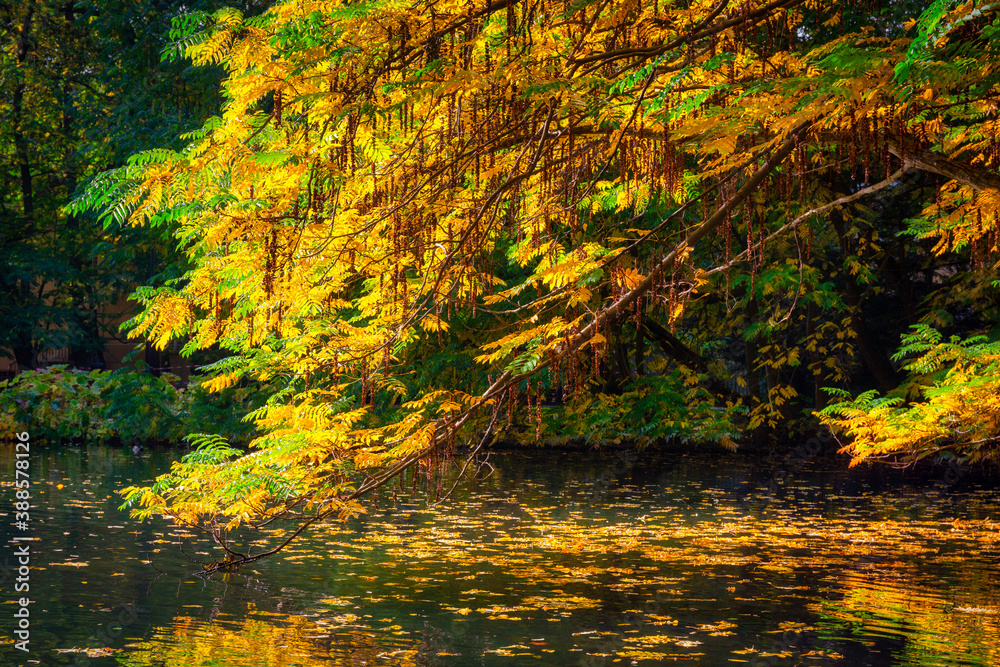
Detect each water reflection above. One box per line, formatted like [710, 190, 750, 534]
[0, 445, 998, 666]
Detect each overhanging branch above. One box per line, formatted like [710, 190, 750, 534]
[886, 139, 1000, 192]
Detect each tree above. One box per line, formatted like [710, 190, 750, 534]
[95, 0, 1000, 569]
[822, 326, 1000, 465]
[0, 0, 267, 370]
[1, 1, 96, 369]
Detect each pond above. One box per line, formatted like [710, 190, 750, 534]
[1, 442, 999, 666]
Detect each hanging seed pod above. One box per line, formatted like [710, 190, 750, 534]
[783, 164, 792, 218]
[592, 326, 600, 380]
[936, 189, 942, 231]
[572, 346, 580, 397]
[558, 347, 566, 403]
[976, 195, 985, 265]
[897, 110, 906, 169]
[667, 273, 676, 334]
[806, 216, 814, 261]
[507, 384, 515, 427]
[436, 300, 444, 346]
[862, 112, 871, 183]
[361, 361, 369, 407]
[263, 227, 279, 298]
[490, 373, 501, 420]
[723, 218, 732, 263]
[525, 381, 534, 441]
[849, 113, 858, 181]
[757, 220, 766, 271]
[835, 119, 843, 166]
[535, 381, 542, 440]
[797, 139, 805, 199]
[664, 142, 674, 195]
[882, 128, 890, 179]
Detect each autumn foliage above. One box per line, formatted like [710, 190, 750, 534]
[71, 0, 1000, 567]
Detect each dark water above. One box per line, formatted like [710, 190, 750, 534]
[1, 442, 999, 666]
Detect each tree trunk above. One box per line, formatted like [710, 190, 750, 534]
[13, 343, 37, 372]
[831, 213, 899, 392]
[13, 6, 36, 223]
[643, 319, 743, 405]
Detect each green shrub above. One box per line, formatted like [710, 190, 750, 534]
[0, 366, 266, 445]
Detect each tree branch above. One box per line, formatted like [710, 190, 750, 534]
[887, 139, 1000, 192]
[704, 166, 911, 276]
[643, 319, 744, 404]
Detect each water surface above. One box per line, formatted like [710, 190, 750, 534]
[1, 443, 998, 666]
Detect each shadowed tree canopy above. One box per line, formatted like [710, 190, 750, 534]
[0, 0, 271, 370]
[77, 0, 1000, 569]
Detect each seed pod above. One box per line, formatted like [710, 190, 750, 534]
[535, 381, 542, 440]
[745, 202, 756, 298]
[862, 112, 870, 183]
